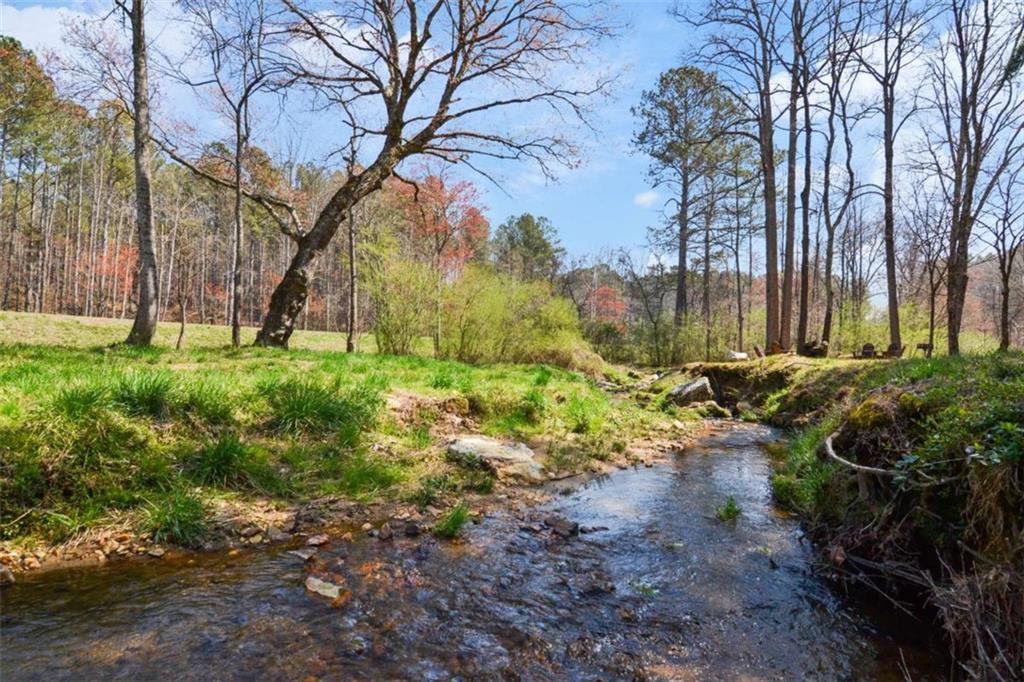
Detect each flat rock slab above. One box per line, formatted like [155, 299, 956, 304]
[447, 436, 545, 483]
[666, 376, 715, 406]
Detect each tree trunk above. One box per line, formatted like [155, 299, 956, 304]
[230, 116, 244, 347]
[125, 0, 159, 347]
[254, 128, 409, 347]
[999, 269, 1011, 351]
[781, 0, 801, 351]
[796, 54, 812, 352]
[674, 172, 691, 335]
[346, 206, 358, 353]
[882, 92, 901, 352]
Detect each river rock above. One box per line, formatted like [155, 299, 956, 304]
[307, 534, 330, 547]
[666, 377, 715, 406]
[305, 575, 342, 599]
[0, 565, 15, 586]
[378, 523, 393, 541]
[404, 522, 422, 537]
[266, 527, 291, 542]
[446, 436, 545, 483]
[147, 547, 166, 558]
[544, 515, 580, 538]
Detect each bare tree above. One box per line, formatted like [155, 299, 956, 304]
[979, 164, 1024, 351]
[854, 0, 930, 354]
[921, 0, 1024, 355]
[687, 0, 787, 350]
[178, 0, 282, 346]
[123, 0, 159, 346]
[819, 0, 861, 346]
[900, 181, 949, 354]
[243, 0, 612, 348]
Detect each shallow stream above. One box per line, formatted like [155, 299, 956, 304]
[1, 423, 945, 680]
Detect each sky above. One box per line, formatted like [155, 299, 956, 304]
[0, 0, 688, 258]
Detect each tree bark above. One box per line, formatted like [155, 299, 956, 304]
[125, 0, 159, 347]
[882, 92, 902, 352]
[796, 51, 812, 352]
[231, 116, 244, 347]
[346, 206, 358, 352]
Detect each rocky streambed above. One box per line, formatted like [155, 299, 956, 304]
[0, 423, 945, 680]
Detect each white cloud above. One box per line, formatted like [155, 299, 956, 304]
[633, 190, 659, 207]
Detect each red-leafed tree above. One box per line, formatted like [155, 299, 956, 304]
[588, 285, 626, 324]
[397, 172, 489, 278]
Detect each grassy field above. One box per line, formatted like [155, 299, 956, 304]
[0, 312, 666, 549]
[0, 311, 420, 353]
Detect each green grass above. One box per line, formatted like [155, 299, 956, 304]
[433, 503, 470, 539]
[0, 312, 662, 546]
[715, 495, 741, 522]
[147, 489, 209, 548]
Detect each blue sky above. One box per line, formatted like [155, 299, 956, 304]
[1, 0, 688, 258]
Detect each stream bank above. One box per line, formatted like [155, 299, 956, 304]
[1, 422, 945, 681]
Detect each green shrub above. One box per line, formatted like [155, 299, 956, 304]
[367, 257, 435, 356]
[113, 370, 175, 419]
[433, 503, 469, 539]
[438, 266, 599, 373]
[147, 489, 208, 547]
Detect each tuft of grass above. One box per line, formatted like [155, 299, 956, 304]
[433, 502, 469, 539]
[113, 370, 175, 419]
[408, 474, 455, 508]
[716, 495, 741, 522]
[268, 377, 382, 444]
[147, 489, 208, 547]
[517, 387, 548, 424]
[184, 435, 283, 493]
[176, 379, 234, 425]
[564, 392, 607, 435]
[50, 382, 111, 420]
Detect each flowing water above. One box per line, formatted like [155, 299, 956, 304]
[1, 423, 945, 680]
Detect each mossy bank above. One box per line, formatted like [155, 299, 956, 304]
[662, 353, 1023, 680]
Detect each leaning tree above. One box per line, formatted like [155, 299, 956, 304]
[248, 0, 613, 347]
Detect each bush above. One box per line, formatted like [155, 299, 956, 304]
[366, 257, 435, 356]
[438, 266, 600, 373]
